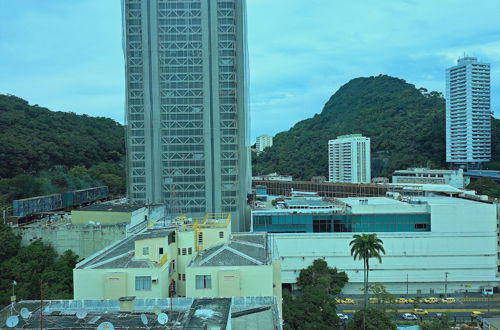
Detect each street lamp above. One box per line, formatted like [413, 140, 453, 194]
[444, 272, 449, 297]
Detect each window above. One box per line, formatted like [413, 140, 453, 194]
[178, 248, 181, 255]
[159, 248, 164, 255]
[195, 275, 212, 289]
[169, 260, 176, 274]
[198, 232, 203, 244]
[178, 274, 182, 281]
[415, 223, 428, 229]
[182, 274, 186, 281]
[143, 247, 149, 255]
[188, 247, 192, 255]
[135, 276, 152, 291]
[219, 231, 224, 238]
[182, 248, 187, 255]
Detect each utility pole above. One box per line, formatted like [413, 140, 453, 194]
[445, 272, 449, 296]
[406, 274, 409, 298]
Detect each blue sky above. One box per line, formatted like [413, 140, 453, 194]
[1, 0, 500, 142]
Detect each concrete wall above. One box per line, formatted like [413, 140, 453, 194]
[15, 224, 127, 258]
[73, 266, 170, 300]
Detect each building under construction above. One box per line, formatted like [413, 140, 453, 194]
[252, 180, 389, 198]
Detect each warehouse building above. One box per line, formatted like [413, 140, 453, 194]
[253, 194, 499, 294]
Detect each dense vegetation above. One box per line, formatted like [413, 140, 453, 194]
[0, 95, 126, 209]
[0, 224, 78, 305]
[253, 75, 500, 179]
[283, 259, 348, 329]
[0, 94, 124, 178]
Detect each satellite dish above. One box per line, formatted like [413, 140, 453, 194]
[157, 313, 168, 325]
[96, 321, 115, 330]
[76, 310, 88, 319]
[20, 307, 31, 319]
[140, 314, 148, 325]
[6, 316, 19, 328]
[152, 306, 161, 315]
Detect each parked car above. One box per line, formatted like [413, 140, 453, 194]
[402, 313, 417, 320]
[423, 297, 439, 304]
[341, 298, 355, 304]
[396, 297, 408, 304]
[406, 298, 416, 304]
[335, 298, 342, 304]
[414, 308, 428, 315]
[337, 313, 349, 321]
[441, 297, 455, 304]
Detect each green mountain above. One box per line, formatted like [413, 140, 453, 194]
[253, 75, 500, 180]
[0, 94, 125, 178]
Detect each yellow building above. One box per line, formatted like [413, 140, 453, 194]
[73, 214, 282, 316]
[74, 214, 232, 300]
[186, 233, 282, 314]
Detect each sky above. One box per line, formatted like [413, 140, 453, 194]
[1, 0, 500, 142]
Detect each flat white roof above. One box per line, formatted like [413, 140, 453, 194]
[338, 197, 405, 206]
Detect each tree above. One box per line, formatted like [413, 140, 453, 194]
[296, 258, 348, 295]
[347, 308, 396, 330]
[367, 283, 395, 311]
[350, 233, 386, 308]
[283, 258, 348, 330]
[466, 178, 500, 199]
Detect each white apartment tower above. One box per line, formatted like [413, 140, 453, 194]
[446, 57, 491, 169]
[328, 134, 371, 184]
[122, 0, 251, 231]
[256, 134, 273, 152]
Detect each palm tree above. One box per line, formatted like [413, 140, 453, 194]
[350, 233, 386, 308]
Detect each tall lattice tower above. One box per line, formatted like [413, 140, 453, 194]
[122, 0, 251, 231]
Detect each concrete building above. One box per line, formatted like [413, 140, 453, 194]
[12, 204, 166, 258]
[186, 233, 282, 314]
[0, 296, 282, 330]
[446, 57, 491, 169]
[253, 195, 499, 294]
[392, 168, 466, 188]
[328, 134, 371, 184]
[73, 214, 282, 307]
[122, 0, 251, 232]
[256, 134, 273, 152]
[252, 173, 293, 182]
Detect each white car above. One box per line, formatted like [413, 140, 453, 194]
[337, 313, 348, 321]
[402, 313, 417, 320]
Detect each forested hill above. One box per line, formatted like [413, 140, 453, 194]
[253, 75, 500, 179]
[0, 94, 125, 178]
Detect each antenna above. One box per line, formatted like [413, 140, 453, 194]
[20, 307, 31, 319]
[157, 312, 168, 325]
[140, 314, 148, 325]
[152, 306, 162, 315]
[76, 310, 88, 320]
[5, 316, 19, 328]
[97, 321, 115, 330]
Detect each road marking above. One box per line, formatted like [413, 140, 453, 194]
[342, 308, 500, 313]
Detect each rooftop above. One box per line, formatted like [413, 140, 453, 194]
[76, 228, 174, 269]
[75, 204, 145, 213]
[190, 233, 269, 267]
[1, 297, 281, 330]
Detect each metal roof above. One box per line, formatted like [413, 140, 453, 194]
[76, 204, 145, 213]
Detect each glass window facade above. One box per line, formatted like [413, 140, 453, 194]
[253, 213, 431, 233]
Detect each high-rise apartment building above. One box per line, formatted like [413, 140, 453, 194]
[446, 57, 491, 169]
[122, 0, 250, 231]
[255, 134, 273, 152]
[328, 134, 370, 184]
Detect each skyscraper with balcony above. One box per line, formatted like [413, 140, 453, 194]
[446, 57, 491, 169]
[328, 134, 371, 184]
[122, 0, 250, 231]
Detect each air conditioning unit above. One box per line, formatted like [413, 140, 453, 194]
[151, 277, 158, 282]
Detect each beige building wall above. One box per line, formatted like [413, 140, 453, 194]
[74, 266, 170, 300]
[71, 207, 148, 226]
[185, 265, 275, 298]
[176, 231, 196, 296]
[196, 226, 230, 251]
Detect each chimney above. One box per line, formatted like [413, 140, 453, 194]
[118, 296, 136, 312]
